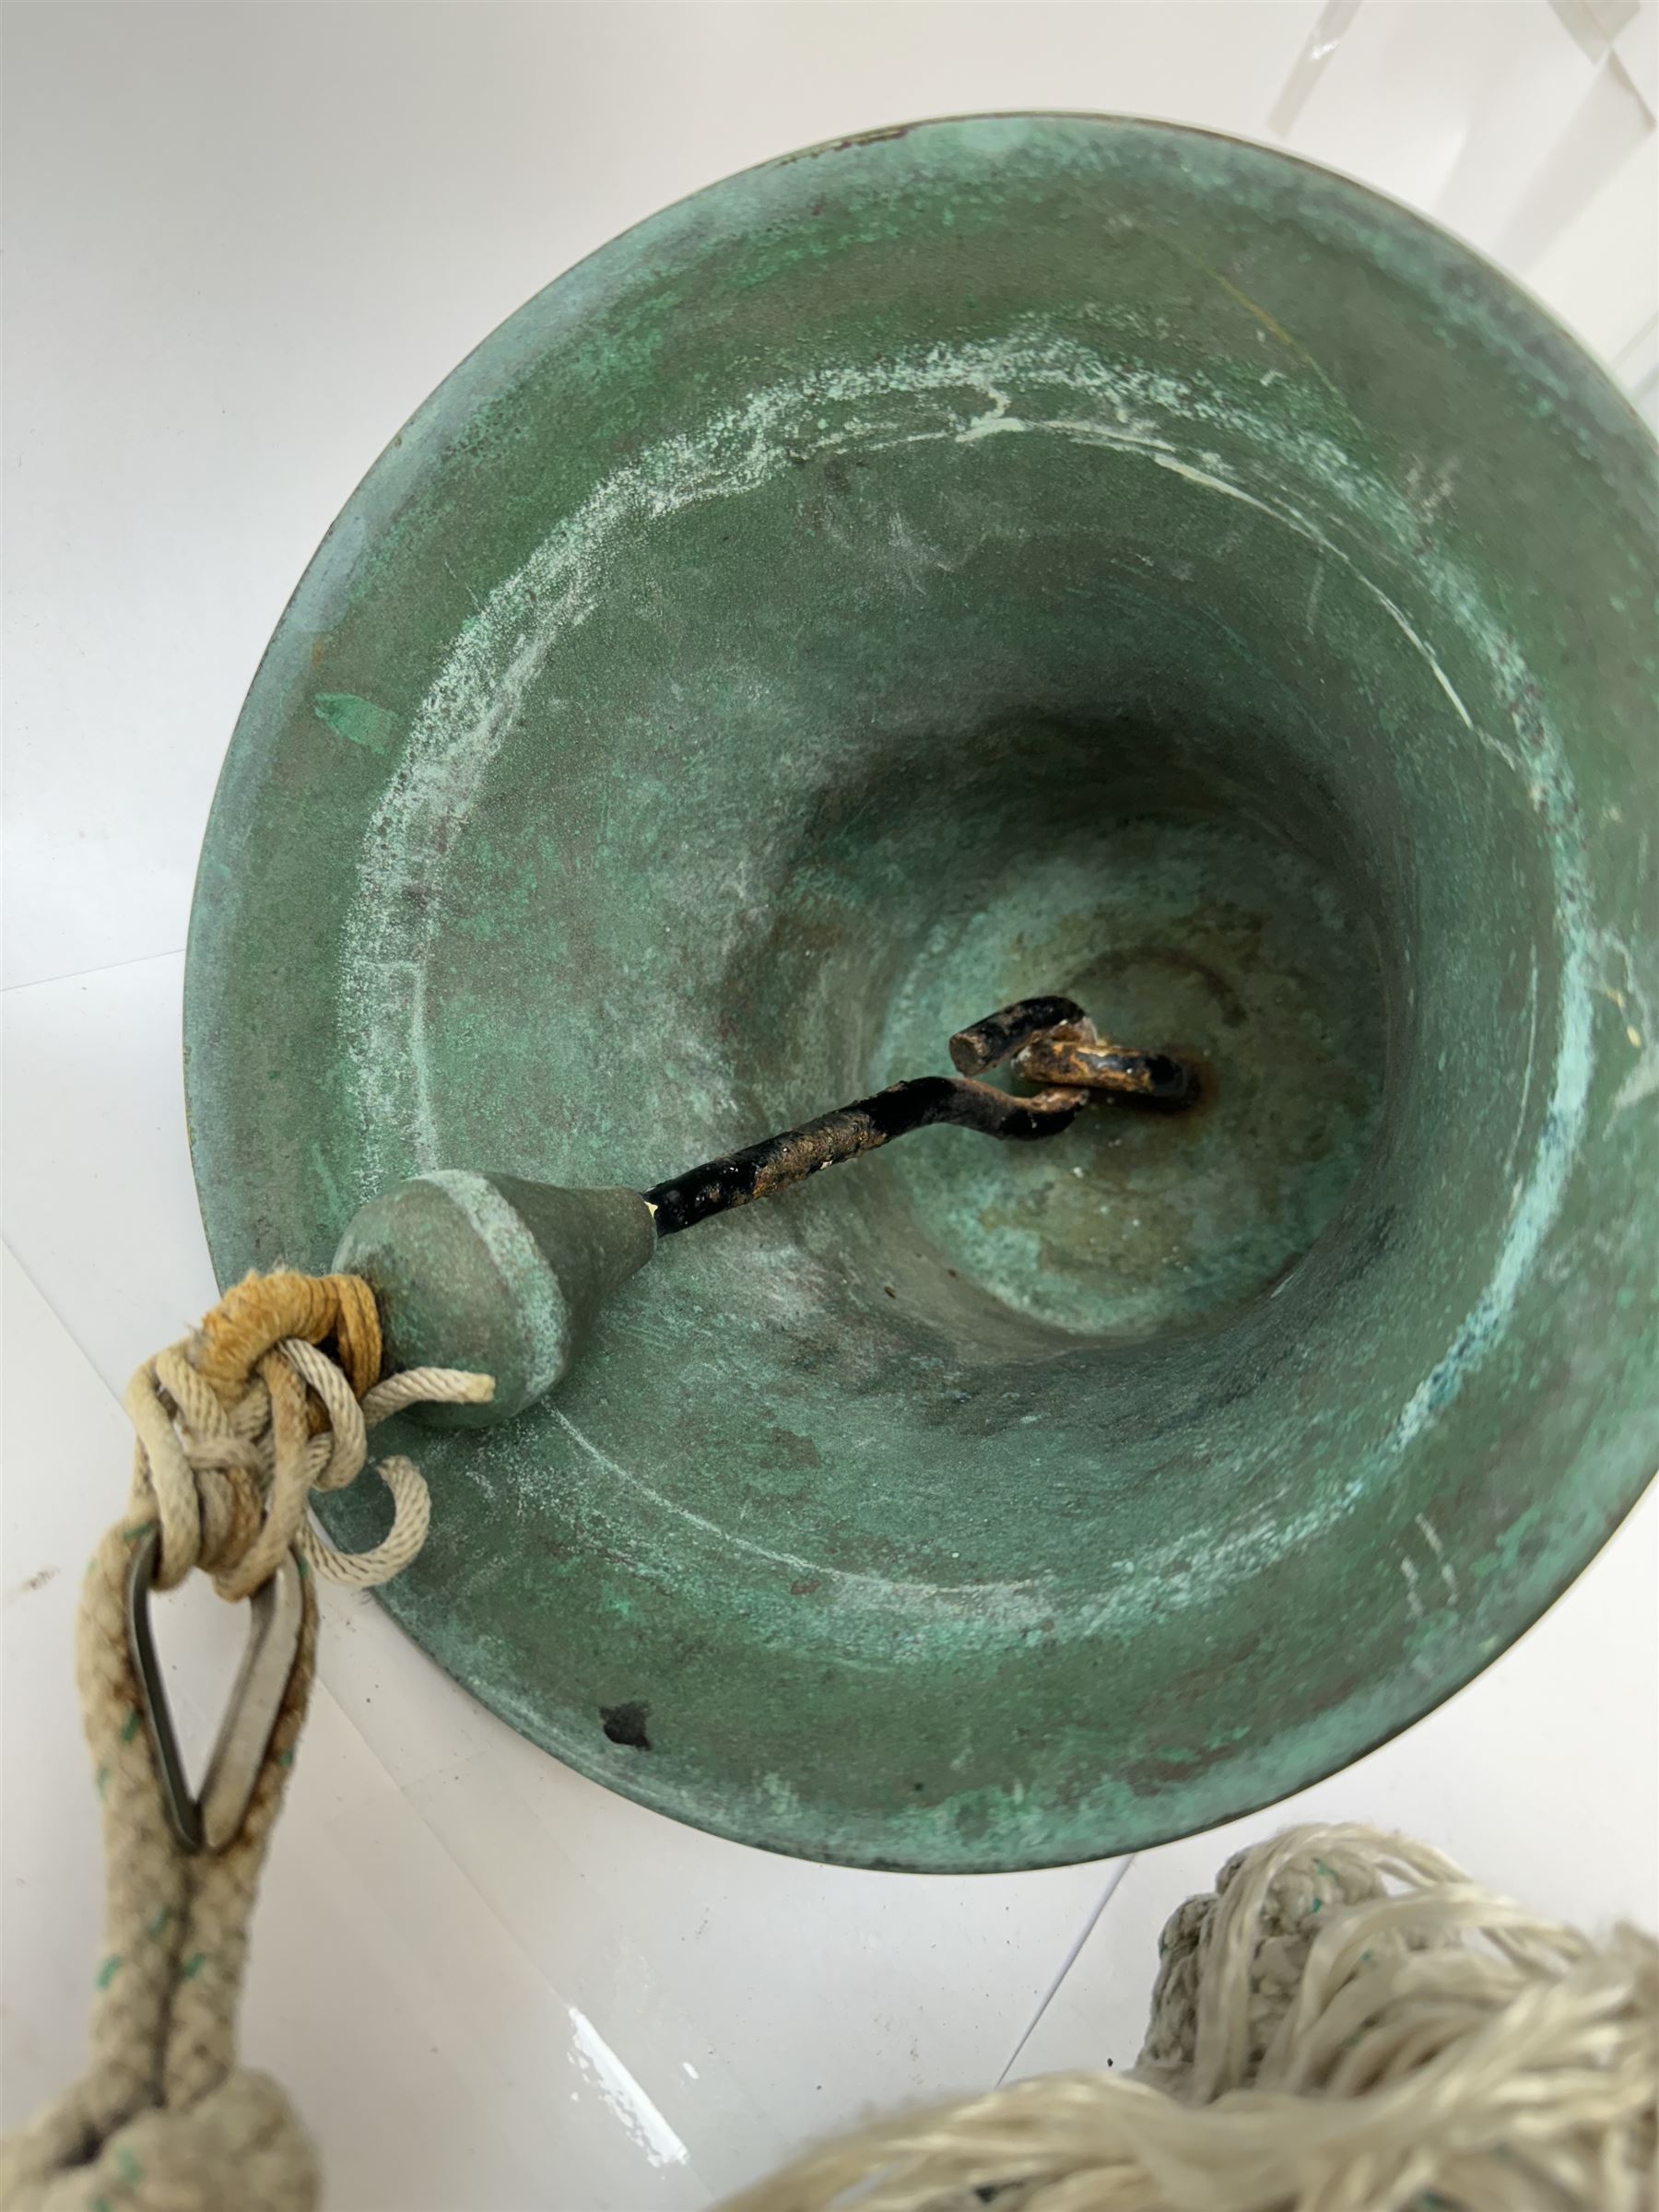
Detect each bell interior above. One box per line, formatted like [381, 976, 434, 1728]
[186, 118, 1657, 1870]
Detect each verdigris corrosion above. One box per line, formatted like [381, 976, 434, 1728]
[186, 116, 1658, 1872]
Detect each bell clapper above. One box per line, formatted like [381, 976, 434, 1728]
[333, 996, 1201, 1425]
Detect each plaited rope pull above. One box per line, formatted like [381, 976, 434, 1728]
[0, 1270, 491, 2210]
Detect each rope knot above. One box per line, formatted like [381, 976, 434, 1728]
[1, 2068, 320, 2212]
[124, 1269, 493, 1598]
[189, 1268, 381, 1411]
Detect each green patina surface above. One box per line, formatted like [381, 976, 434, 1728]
[185, 117, 1658, 1872]
[311, 690, 397, 756]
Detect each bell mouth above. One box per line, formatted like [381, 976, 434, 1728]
[186, 115, 1656, 1873]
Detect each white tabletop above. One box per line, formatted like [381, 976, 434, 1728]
[5, 9, 1655, 2208]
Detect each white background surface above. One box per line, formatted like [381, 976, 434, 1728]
[3, 6, 1656, 2208]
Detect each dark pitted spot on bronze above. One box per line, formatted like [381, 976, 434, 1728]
[601, 1701, 652, 1750]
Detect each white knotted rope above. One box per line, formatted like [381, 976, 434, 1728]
[724, 1824, 1658, 2212]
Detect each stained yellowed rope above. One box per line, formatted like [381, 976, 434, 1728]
[724, 1824, 1659, 2212]
[0, 1271, 492, 2212]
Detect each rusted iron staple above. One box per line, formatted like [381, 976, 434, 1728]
[644, 996, 1199, 1236]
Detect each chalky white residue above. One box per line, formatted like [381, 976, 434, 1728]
[338, 322, 1597, 1626]
[340, 329, 1182, 1187]
[547, 1406, 1055, 1634]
